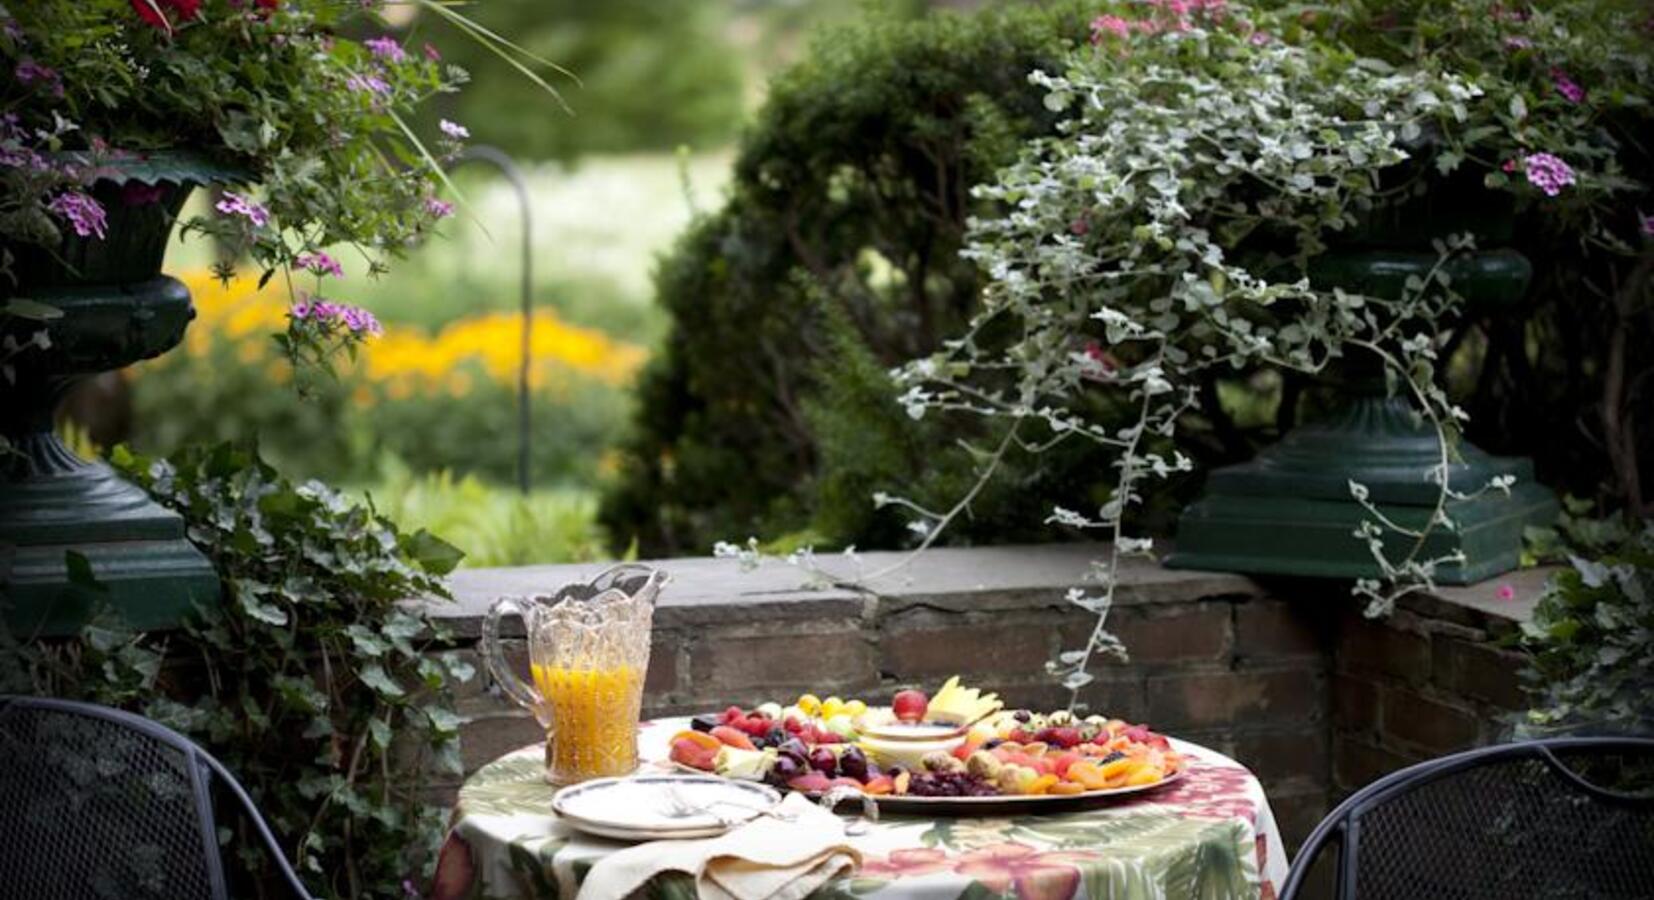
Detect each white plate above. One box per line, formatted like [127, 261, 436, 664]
[552, 774, 782, 840]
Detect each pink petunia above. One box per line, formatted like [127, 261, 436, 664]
[1496, 584, 1516, 601]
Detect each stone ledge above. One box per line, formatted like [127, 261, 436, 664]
[423, 543, 1263, 634]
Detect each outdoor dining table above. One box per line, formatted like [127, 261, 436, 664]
[430, 716, 1291, 900]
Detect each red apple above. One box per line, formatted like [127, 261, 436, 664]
[892, 689, 929, 722]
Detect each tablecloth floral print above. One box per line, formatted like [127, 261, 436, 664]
[430, 722, 1288, 900]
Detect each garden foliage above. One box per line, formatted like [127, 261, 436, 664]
[600, 1, 1104, 556]
[1520, 505, 1654, 737]
[1, 443, 469, 898]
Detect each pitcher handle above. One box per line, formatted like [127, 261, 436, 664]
[480, 596, 546, 720]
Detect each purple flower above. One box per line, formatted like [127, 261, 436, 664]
[47, 191, 107, 239]
[290, 296, 381, 335]
[364, 36, 407, 63]
[215, 191, 271, 227]
[1640, 211, 1654, 237]
[424, 197, 454, 218]
[15, 59, 63, 97]
[439, 119, 468, 140]
[1550, 68, 1586, 104]
[346, 73, 391, 95]
[1522, 152, 1576, 197]
[295, 251, 344, 278]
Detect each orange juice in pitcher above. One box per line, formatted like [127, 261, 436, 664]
[480, 564, 664, 784]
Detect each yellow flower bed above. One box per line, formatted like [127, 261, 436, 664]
[156, 270, 648, 402]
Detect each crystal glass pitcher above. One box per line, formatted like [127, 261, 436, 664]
[480, 564, 665, 784]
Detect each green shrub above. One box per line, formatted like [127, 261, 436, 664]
[599, 1, 1111, 556]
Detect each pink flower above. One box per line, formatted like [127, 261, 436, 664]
[1521, 152, 1575, 196]
[952, 842, 1097, 900]
[295, 251, 344, 278]
[215, 191, 270, 227]
[1069, 217, 1089, 236]
[347, 73, 391, 95]
[1640, 211, 1654, 237]
[1090, 14, 1132, 42]
[47, 191, 108, 239]
[862, 848, 950, 879]
[364, 36, 406, 63]
[439, 119, 469, 140]
[1249, 30, 1271, 45]
[424, 197, 454, 218]
[1496, 584, 1516, 601]
[1550, 68, 1585, 104]
[423, 42, 442, 62]
[289, 296, 381, 335]
[1503, 36, 1533, 50]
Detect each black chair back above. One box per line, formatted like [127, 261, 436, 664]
[1280, 737, 1654, 900]
[0, 695, 315, 900]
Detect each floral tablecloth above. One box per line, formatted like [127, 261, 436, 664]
[431, 718, 1289, 900]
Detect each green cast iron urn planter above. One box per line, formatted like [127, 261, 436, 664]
[1, 152, 241, 636]
[1167, 179, 1559, 585]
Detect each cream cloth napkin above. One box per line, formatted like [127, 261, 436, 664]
[576, 792, 861, 900]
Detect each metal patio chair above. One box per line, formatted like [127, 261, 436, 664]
[0, 695, 316, 900]
[1280, 736, 1654, 900]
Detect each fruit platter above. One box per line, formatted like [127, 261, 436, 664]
[665, 677, 1185, 813]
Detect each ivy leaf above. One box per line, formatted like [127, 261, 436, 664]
[423, 705, 463, 735]
[236, 589, 289, 627]
[402, 528, 464, 576]
[346, 624, 389, 657]
[368, 718, 393, 750]
[64, 551, 108, 595]
[359, 663, 405, 698]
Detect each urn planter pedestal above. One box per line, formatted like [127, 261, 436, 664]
[1, 156, 234, 636]
[1167, 235, 1559, 584]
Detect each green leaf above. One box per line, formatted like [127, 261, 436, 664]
[64, 551, 108, 595]
[236, 589, 289, 626]
[403, 528, 464, 576]
[359, 663, 405, 698]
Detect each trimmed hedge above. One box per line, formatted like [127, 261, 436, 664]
[598, 2, 1107, 556]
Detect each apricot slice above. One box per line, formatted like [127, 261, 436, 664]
[1047, 780, 1087, 795]
[673, 730, 722, 751]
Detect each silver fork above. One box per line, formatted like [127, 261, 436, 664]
[658, 783, 797, 828]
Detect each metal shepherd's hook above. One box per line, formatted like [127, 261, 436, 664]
[447, 145, 534, 495]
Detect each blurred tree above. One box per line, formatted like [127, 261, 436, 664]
[414, 0, 746, 160]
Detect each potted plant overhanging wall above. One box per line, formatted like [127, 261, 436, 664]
[867, 0, 1652, 702]
[0, 0, 558, 633]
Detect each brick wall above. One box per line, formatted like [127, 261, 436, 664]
[423, 544, 1542, 851]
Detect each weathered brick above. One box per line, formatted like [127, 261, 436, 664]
[1233, 729, 1327, 787]
[1380, 688, 1478, 754]
[1432, 638, 1525, 710]
[1331, 674, 1380, 734]
[1145, 669, 1319, 729]
[1234, 599, 1323, 658]
[1338, 616, 1430, 684]
[645, 633, 679, 697]
[1267, 790, 1330, 855]
[1067, 603, 1232, 665]
[688, 621, 874, 699]
[1333, 736, 1418, 792]
[459, 711, 544, 774]
[1004, 677, 1148, 723]
[883, 614, 1054, 679]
